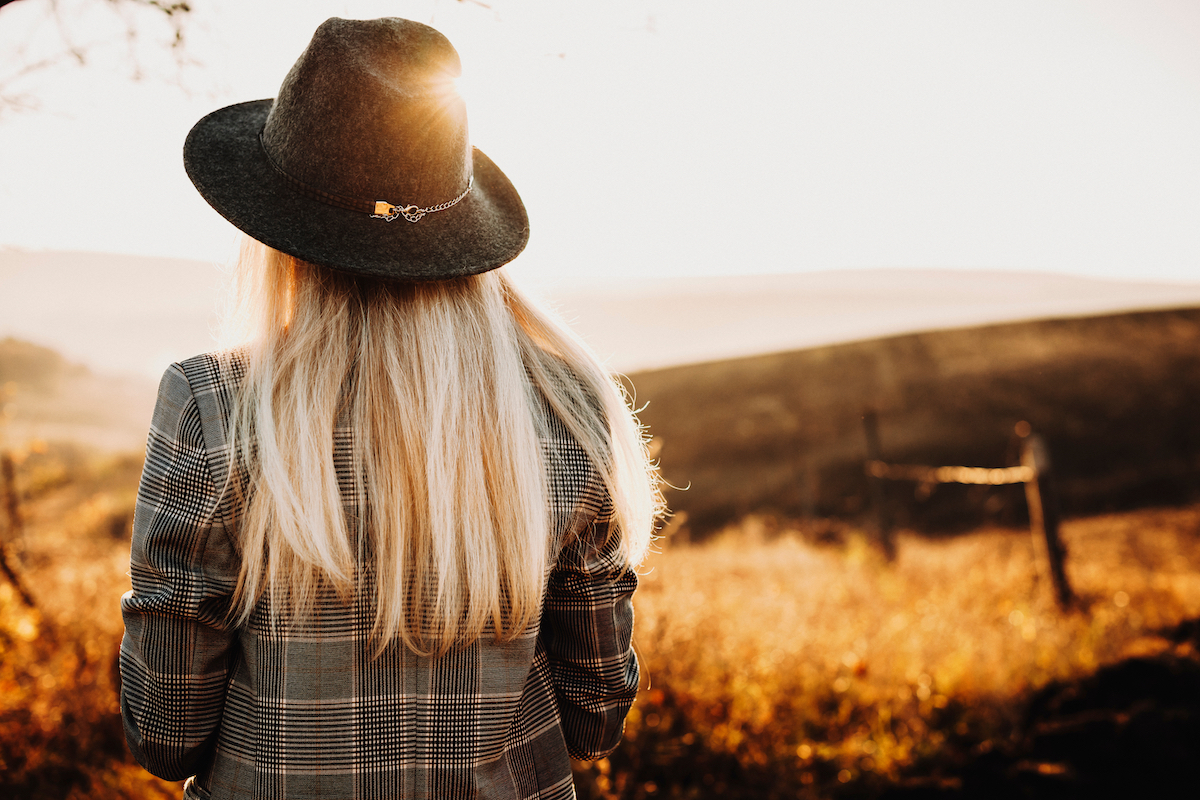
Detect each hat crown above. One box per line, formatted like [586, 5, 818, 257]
[261, 17, 471, 206]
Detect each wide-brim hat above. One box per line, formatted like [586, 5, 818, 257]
[183, 17, 528, 280]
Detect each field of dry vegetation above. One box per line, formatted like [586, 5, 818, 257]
[4, 310, 1200, 798]
[4, 443, 1200, 798]
[0, 444, 180, 799]
[575, 509, 1200, 798]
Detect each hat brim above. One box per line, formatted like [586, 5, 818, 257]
[183, 99, 529, 280]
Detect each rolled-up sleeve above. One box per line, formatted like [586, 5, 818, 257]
[541, 496, 640, 761]
[120, 364, 239, 781]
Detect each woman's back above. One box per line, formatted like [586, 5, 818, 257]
[122, 351, 636, 799]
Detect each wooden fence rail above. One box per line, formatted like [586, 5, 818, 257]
[862, 415, 1074, 609]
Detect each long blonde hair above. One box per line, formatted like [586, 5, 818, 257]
[219, 238, 659, 655]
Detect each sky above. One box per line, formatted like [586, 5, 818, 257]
[0, 0, 1198, 295]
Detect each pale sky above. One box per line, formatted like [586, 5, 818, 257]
[1, 0, 1198, 294]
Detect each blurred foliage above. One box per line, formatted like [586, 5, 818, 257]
[0, 446, 179, 799]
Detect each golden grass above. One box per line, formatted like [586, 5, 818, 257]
[576, 508, 1200, 798]
[4, 447, 1199, 798]
[0, 448, 182, 800]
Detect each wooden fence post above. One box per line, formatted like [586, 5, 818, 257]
[1, 450, 36, 608]
[2, 451, 21, 537]
[1020, 432, 1073, 609]
[862, 410, 896, 560]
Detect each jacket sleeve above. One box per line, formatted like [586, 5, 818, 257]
[541, 495, 640, 761]
[119, 363, 240, 781]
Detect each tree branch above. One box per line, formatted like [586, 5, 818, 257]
[0, 0, 197, 119]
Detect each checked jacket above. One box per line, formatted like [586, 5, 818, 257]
[119, 353, 639, 800]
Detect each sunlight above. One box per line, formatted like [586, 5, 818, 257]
[450, 73, 474, 114]
[2, 1, 1199, 285]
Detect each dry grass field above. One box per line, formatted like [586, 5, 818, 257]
[0, 445, 180, 799]
[3, 444, 1199, 798]
[3, 307, 1200, 798]
[575, 508, 1200, 799]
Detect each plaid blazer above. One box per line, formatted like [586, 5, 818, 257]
[120, 353, 639, 800]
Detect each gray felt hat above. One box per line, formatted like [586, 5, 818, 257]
[183, 17, 529, 280]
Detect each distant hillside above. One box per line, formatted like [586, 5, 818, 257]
[630, 307, 1200, 538]
[0, 337, 89, 392]
[6, 250, 1200, 377]
[4, 304, 1200, 525]
[0, 338, 156, 452]
[556, 269, 1200, 371]
[0, 249, 222, 379]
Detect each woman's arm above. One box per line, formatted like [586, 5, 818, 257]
[119, 363, 240, 781]
[542, 495, 640, 761]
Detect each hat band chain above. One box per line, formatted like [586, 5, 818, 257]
[258, 132, 472, 223]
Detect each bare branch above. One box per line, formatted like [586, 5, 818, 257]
[0, 0, 197, 119]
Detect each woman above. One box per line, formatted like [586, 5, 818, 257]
[119, 17, 660, 800]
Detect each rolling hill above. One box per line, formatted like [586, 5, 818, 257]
[630, 306, 1200, 537]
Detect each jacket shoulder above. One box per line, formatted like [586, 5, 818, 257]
[162, 350, 247, 502]
[173, 350, 247, 394]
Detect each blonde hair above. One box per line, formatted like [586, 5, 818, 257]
[220, 238, 659, 655]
